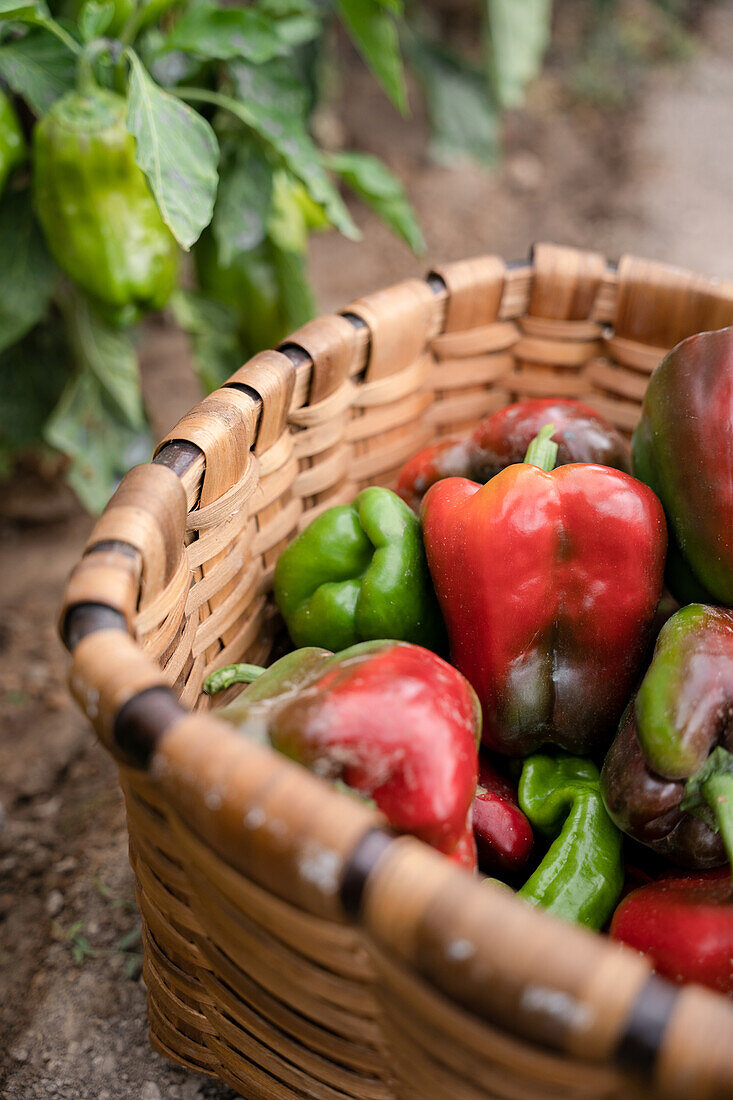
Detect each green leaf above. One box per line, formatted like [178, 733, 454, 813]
[62, 294, 145, 429]
[325, 151, 424, 253]
[116, 925, 142, 952]
[0, 189, 57, 355]
[267, 169, 307, 254]
[163, 1, 290, 62]
[269, 240, 315, 330]
[257, 0, 320, 47]
[483, 0, 552, 108]
[123, 952, 142, 979]
[225, 59, 359, 239]
[406, 33, 498, 166]
[333, 0, 406, 114]
[0, 29, 76, 114]
[78, 0, 114, 42]
[212, 139, 273, 264]
[126, 49, 219, 250]
[0, 0, 43, 20]
[45, 367, 152, 513]
[169, 288, 242, 392]
[0, 321, 69, 465]
[44, 291, 151, 512]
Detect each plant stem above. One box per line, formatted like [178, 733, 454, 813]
[76, 38, 111, 94]
[39, 14, 82, 55]
[204, 663, 266, 695]
[523, 423, 558, 472]
[119, 1, 145, 47]
[173, 86, 225, 106]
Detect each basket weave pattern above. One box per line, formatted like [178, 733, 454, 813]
[63, 244, 733, 1100]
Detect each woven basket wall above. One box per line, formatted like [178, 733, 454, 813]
[62, 244, 733, 1100]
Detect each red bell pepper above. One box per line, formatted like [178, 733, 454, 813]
[208, 641, 481, 867]
[611, 869, 733, 995]
[472, 756, 533, 875]
[447, 823, 478, 870]
[397, 398, 631, 512]
[632, 326, 733, 605]
[421, 426, 667, 756]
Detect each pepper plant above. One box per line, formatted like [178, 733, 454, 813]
[0, 0, 697, 512]
[0, 0, 434, 511]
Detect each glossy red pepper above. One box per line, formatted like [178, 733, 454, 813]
[632, 326, 733, 605]
[611, 869, 733, 995]
[421, 427, 667, 756]
[472, 756, 533, 875]
[397, 398, 631, 512]
[210, 641, 481, 867]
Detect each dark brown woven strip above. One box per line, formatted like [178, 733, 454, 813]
[614, 974, 679, 1075]
[62, 541, 140, 648]
[224, 381, 261, 403]
[154, 439, 203, 479]
[84, 539, 139, 560]
[275, 343, 312, 369]
[340, 827, 396, 917]
[340, 311, 368, 331]
[63, 604, 128, 650]
[426, 272, 447, 294]
[114, 685, 186, 767]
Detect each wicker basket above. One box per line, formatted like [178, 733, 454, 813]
[61, 243, 733, 1100]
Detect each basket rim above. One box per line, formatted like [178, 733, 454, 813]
[60, 244, 733, 1099]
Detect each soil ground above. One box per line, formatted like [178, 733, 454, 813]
[2, 7, 732, 1096]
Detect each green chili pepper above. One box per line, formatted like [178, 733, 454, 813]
[273, 487, 446, 653]
[33, 85, 177, 325]
[518, 753, 623, 930]
[0, 90, 25, 196]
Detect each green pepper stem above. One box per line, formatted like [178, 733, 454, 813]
[119, 1, 147, 47]
[204, 663, 266, 696]
[683, 746, 733, 881]
[701, 769, 733, 878]
[523, 424, 558, 472]
[77, 39, 111, 95]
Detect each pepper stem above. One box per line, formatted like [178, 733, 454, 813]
[523, 424, 558, 472]
[77, 39, 111, 95]
[204, 663, 266, 696]
[682, 746, 733, 879]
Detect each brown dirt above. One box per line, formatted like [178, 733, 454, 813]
[2, 6, 732, 1096]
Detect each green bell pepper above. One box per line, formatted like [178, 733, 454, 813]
[0, 90, 25, 196]
[33, 86, 177, 326]
[273, 487, 446, 653]
[518, 753, 623, 930]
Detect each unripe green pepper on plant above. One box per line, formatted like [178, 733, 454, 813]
[33, 85, 177, 326]
[194, 170, 322, 356]
[194, 231, 292, 355]
[0, 90, 26, 195]
[273, 487, 446, 654]
[518, 753, 624, 930]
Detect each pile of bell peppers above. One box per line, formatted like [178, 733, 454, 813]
[209, 333, 733, 997]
